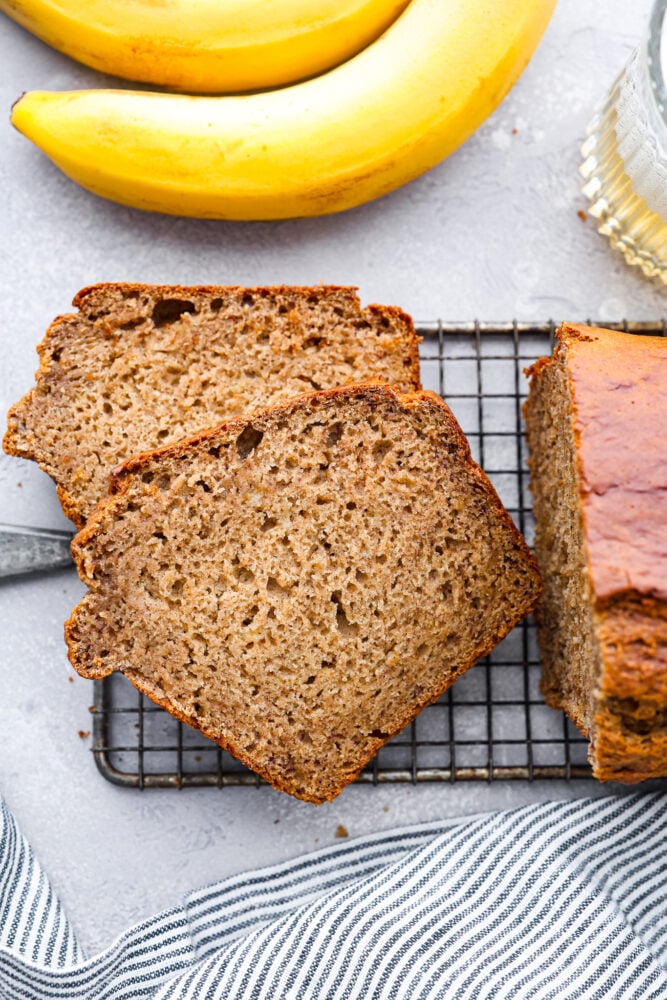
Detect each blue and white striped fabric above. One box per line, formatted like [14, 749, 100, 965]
[2, 794, 667, 998]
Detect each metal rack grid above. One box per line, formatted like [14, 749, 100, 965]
[91, 319, 667, 789]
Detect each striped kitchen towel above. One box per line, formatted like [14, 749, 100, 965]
[1, 794, 667, 998]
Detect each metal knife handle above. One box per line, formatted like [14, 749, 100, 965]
[0, 523, 74, 578]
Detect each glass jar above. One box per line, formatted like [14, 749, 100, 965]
[580, 0, 667, 284]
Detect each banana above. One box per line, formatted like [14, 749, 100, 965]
[11, 0, 556, 221]
[0, 0, 409, 92]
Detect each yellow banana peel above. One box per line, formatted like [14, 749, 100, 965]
[0, 0, 409, 92]
[11, 0, 557, 220]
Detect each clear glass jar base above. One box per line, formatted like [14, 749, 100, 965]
[580, 72, 667, 286]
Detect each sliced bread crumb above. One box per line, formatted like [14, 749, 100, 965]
[67, 383, 541, 802]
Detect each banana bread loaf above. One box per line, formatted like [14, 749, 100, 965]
[4, 283, 420, 527]
[524, 323, 667, 782]
[67, 382, 541, 802]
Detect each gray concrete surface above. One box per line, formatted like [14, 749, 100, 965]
[0, 0, 664, 958]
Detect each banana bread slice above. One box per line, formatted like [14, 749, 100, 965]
[524, 324, 667, 782]
[66, 383, 541, 803]
[4, 283, 420, 527]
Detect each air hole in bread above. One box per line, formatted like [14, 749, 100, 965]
[331, 592, 359, 637]
[242, 605, 259, 626]
[151, 298, 196, 327]
[237, 569, 255, 586]
[327, 422, 344, 446]
[372, 440, 392, 463]
[236, 425, 263, 460]
[267, 576, 291, 597]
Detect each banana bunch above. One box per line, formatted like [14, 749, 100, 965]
[6, 0, 556, 220]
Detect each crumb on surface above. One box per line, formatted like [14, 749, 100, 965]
[194, 755, 202, 762]
[273, 818, 280, 824]
[512, 128, 518, 135]
[78, 729, 90, 739]
[577, 209, 587, 222]
[67, 675, 74, 683]
[383, 805, 389, 813]
[335, 824, 349, 838]
[88, 705, 96, 713]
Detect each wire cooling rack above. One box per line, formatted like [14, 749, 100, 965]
[90, 319, 667, 788]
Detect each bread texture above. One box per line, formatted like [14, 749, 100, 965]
[66, 383, 541, 802]
[524, 324, 667, 783]
[4, 284, 420, 527]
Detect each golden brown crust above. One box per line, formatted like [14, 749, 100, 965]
[66, 381, 541, 802]
[563, 323, 667, 604]
[592, 596, 667, 782]
[526, 323, 667, 783]
[566, 324, 667, 779]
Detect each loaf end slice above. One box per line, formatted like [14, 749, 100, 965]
[4, 283, 420, 527]
[524, 323, 667, 782]
[67, 383, 541, 802]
